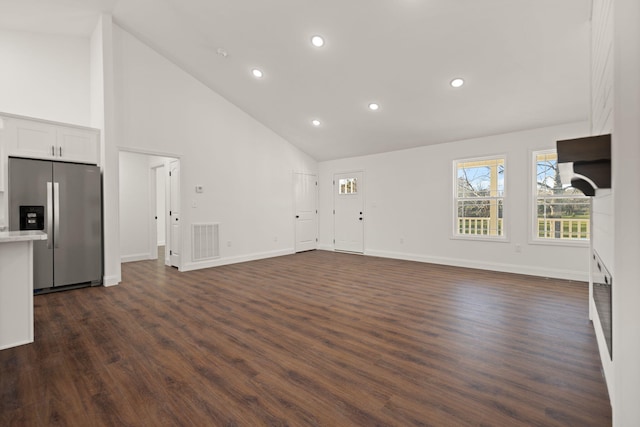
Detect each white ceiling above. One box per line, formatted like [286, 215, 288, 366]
[0, 0, 592, 161]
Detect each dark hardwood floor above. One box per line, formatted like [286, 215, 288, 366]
[1, 249, 611, 426]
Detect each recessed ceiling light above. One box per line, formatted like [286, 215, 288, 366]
[311, 119, 321, 126]
[311, 35, 325, 47]
[450, 78, 464, 88]
[252, 68, 263, 78]
[368, 103, 380, 111]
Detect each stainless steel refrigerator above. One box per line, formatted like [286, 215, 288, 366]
[8, 157, 102, 291]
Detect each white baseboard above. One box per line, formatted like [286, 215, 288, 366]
[359, 249, 589, 282]
[181, 248, 295, 272]
[121, 253, 150, 263]
[0, 338, 33, 351]
[124, 245, 588, 281]
[103, 274, 121, 287]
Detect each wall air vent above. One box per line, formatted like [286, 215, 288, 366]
[556, 134, 611, 196]
[192, 223, 220, 262]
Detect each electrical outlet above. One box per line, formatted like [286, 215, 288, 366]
[227, 241, 232, 247]
[400, 238, 404, 244]
[515, 244, 522, 253]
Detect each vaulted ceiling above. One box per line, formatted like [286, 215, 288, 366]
[0, 0, 592, 161]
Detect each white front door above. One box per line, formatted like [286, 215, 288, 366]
[169, 160, 181, 268]
[294, 173, 318, 252]
[334, 171, 364, 253]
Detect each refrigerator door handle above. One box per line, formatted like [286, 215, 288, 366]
[47, 182, 53, 249]
[54, 182, 60, 249]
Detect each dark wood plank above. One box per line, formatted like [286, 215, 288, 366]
[0, 249, 611, 426]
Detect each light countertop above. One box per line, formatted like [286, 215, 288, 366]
[0, 230, 48, 243]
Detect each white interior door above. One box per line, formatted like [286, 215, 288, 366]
[156, 166, 166, 246]
[294, 173, 318, 252]
[334, 171, 364, 253]
[148, 166, 158, 260]
[148, 164, 167, 261]
[169, 160, 181, 267]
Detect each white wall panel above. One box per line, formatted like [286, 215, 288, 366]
[589, 0, 615, 402]
[591, 0, 614, 136]
[612, 0, 640, 423]
[590, 0, 615, 271]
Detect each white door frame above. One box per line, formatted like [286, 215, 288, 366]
[168, 159, 182, 268]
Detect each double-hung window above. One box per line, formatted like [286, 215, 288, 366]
[454, 156, 506, 239]
[533, 150, 590, 242]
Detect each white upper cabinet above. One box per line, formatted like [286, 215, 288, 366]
[56, 127, 100, 164]
[1, 114, 100, 165]
[10, 118, 57, 159]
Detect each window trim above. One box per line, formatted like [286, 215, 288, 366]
[452, 154, 509, 242]
[529, 149, 590, 247]
[337, 177, 359, 195]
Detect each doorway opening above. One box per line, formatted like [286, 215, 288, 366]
[118, 150, 180, 268]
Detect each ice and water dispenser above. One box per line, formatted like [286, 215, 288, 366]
[19, 206, 45, 230]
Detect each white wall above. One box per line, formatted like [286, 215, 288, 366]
[319, 122, 591, 280]
[0, 28, 90, 125]
[612, 0, 640, 424]
[112, 25, 317, 270]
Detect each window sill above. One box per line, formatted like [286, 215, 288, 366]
[451, 234, 510, 243]
[528, 238, 589, 248]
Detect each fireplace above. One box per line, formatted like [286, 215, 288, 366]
[592, 250, 612, 359]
